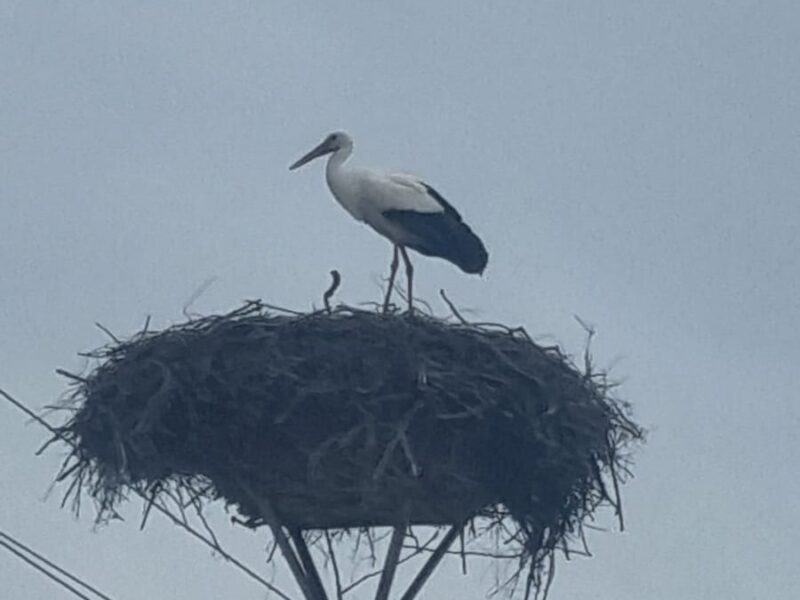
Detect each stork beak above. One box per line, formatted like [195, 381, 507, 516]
[289, 139, 334, 170]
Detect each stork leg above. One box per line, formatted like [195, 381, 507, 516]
[383, 245, 400, 314]
[399, 246, 414, 314]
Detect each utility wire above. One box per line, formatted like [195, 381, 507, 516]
[0, 536, 99, 600]
[0, 529, 115, 600]
[0, 387, 293, 600]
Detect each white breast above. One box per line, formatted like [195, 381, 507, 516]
[326, 167, 367, 221]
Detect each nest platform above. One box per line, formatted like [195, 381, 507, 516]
[52, 300, 642, 586]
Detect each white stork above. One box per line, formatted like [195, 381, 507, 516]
[289, 131, 488, 312]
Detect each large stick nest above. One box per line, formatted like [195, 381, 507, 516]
[52, 300, 642, 579]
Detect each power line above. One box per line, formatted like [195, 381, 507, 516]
[0, 535, 102, 600]
[0, 530, 115, 600]
[147, 498, 292, 600]
[0, 388, 292, 600]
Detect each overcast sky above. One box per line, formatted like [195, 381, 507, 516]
[2, 1, 799, 599]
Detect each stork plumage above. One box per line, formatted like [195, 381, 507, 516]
[289, 131, 488, 312]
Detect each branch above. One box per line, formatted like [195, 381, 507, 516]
[323, 270, 342, 313]
[439, 289, 468, 325]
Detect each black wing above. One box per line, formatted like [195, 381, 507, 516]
[383, 185, 488, 274]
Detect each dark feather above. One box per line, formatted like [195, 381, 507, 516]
[383, 185, 488, 274]
[421, 183, 462, 220]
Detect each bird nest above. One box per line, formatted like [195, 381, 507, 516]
[50, 299, 642, 594]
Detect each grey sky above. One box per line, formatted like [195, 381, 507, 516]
[1, 1, 798, 598]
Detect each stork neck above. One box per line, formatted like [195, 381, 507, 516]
[326, 146, 351, 178]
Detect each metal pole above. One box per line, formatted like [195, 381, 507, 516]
[242, 485, 322, 600]
[290, 528, 329, 600]
[399, 524, 464, 600]
[374, 526, 405, 600]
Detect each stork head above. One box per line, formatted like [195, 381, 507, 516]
[289, 131, 353, 170]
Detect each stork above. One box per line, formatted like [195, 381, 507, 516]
[289, 131, 488, 312]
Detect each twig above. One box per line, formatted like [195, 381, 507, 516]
[183, 276, 218, 319]
[399, 546, 522, 560]
[542, 552, 556, 600]
[323, 270, 342, 314]
[324, 532, 343, 600]
[573, 314, 596, 380]
[459, 529, 467, 575]
[94, 322, 120, 344]
[55, 369, 88, 384]
[409, 529, 440, 553]
[267, 539, 279, 562]
[373, 401, 423, 482]
[341, 532, 434, 595]
[523, 567, 534, 600]
[191, 496, 222, 550]
[259, 302, 304, 316]
[399, 433, 421, 478]
[139, 484, 160, 530]
[439, 289, 468, 325]
[366, 530, 377, 566]
[609, 450, 625, 531]
[1, 388, 63, 439]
